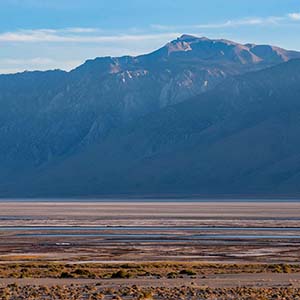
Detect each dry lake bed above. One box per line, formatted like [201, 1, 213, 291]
[1, 201, 300, 299]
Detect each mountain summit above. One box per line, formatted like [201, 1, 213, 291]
[152, 35, 300, 65]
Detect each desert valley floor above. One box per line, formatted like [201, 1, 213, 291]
[1, 201, 300, 299]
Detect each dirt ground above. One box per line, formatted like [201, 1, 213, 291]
[1, 273, 300, 288]
[1, 201, 300, 299]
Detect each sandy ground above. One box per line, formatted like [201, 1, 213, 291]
[1, 273, 300, 288]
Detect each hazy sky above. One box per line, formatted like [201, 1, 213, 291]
[0, 0, 300, 73]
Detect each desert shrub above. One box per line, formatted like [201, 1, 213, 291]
[140, 290, 153, 299]
[60, 271, 74, 278]
[73, 268, 92, 276]
[167, 272, 177, 278]
[179, 269, 197, 276]
[111, 270, 131, 279]
[282, 264, 291, 273]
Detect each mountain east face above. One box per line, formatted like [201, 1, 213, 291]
[1, 35, 300, 197]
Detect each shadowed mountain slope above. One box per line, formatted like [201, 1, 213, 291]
[4, 59, 300, 197]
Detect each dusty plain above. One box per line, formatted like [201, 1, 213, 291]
[0, 201, 300, 299]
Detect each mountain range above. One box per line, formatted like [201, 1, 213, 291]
[1, 35, 300, 198]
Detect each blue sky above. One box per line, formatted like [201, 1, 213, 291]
[0, 0, 300, 73]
